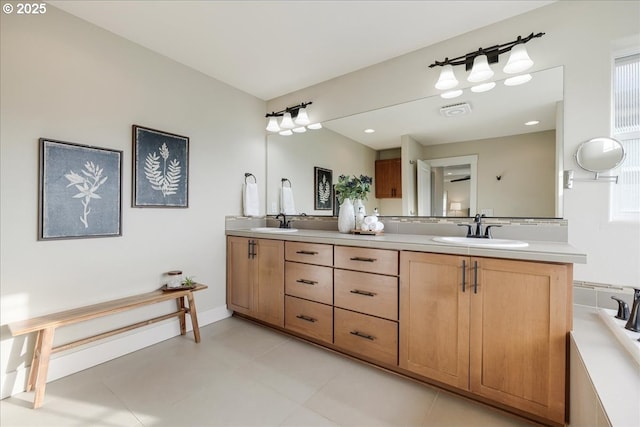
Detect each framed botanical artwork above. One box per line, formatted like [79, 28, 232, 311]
[314, 167, 333, 211]
[38, 138, 123, 240]
[133, 125, 189, 207]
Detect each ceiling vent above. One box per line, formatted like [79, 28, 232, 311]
[440, 102, 471, 118]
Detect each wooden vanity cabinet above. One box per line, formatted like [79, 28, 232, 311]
[226, 236, 284, 327]
[375, 158, 402, 198]
[400, 251, 571, 425]
[333, 246, 399, 365]
[283, 242, 334, 344]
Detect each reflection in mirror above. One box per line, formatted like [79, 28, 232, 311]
[575, 137, 626, 173]
[267, 66, 564, 218]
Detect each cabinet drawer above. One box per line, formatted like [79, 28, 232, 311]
[285, 296, 333, 344]
[334, 269, 398, 320]
[334, 246, 398, 275]
[334, 308, 398, 366]
[285, 262, 333, 305]
[285, 242, 333, 266]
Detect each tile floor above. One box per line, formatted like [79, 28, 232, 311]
[1, 317, 538, 426]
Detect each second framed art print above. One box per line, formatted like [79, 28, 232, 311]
[133, 125, 189, 208]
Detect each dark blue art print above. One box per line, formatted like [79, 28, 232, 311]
[39, 139, 123, 240]
[133, 125, 189, 207]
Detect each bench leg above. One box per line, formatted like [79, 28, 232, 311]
[176, 296, 187, 336]
[29, 327, 55, 409]
[186, 292, 201, 343]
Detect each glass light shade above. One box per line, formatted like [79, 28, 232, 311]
[279, 129, 293, 136]
[503, 44, 533, 74]
[440, 89, 463, 99]
[292, 127, 307, 133]
[307, 123, 323, 130]
[266, 116, 280, 132]
[435, 65, 459, 90]
[279, 112, 295, 129]
[504, 74, 532, 86]
[294, 107, 310, 125]
[467, 54, 494, 82]
[470, 82, 496, 93]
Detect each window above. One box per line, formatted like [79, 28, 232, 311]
[611, 52, 640, 221]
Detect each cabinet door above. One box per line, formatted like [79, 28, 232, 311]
[255, 238, 285, 327]
[227, 236, 255, 315]
[469, 257, 570, 424]
[399, 251, 470, 389]
[375, 159, 402, 198]
[227, 237, 284, 327]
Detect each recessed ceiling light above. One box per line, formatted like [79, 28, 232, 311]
[525, 120, 540, 126]
[364, 128, 375, 133]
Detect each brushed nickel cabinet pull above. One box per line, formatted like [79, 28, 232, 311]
[350, 330, 375, 340]
[296, 279, 317, 286]
[350, 289, 376, 297]
[350, 257, 377, 262]
[296, 314, 317, 323]
[296, 250, 318, 255]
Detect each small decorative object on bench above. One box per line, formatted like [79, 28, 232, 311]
[8, 284, 207, 409]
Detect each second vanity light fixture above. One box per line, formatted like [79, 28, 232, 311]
[429, 32, 545, 97]
[265, 102, 323, 136]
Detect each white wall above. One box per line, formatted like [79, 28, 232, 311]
[423, 131, 556, 217]
[267, 128, 377, 215]
[268, 1, 640, 287]
[0, 6, 265, 396]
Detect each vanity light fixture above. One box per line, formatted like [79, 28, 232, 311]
[429, 32, 544, 91]
[266, 102, 321, 135]
[470, 82, 496, 93]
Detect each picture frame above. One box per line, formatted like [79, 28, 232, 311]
[314, 167, 333, 211]
[133, 125, 189, 208]
[39, 138, 123, 240]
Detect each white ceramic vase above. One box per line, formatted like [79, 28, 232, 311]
[338, 199, 355, 233]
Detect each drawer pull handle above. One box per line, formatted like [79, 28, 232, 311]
[296, 314, 317, 323]
[350, 289, 376, 297]
[296, 250, 318, 255]
[296, 279, 317, 286]
[350, 257, 377, 262]
[350, 330, 375, 341]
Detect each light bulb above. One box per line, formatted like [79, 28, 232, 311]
[503, 44, 533, 74]
[471, 82, 496, 93]
[294, 107, 310, 125]
[435, 64, 459, 90]
[266, 116, 280, 132]
[280, 112, 295, 129]
[467, 54, 494, 83]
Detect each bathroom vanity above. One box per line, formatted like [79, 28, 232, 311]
[226, 226, 585, 426]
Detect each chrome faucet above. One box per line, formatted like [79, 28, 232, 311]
[458, 214, 501, 239]
[275, 213, 291, 229]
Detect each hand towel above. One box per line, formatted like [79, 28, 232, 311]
[374, 222, 385, 232]
[281, 187, 296, 215]
[364, 215, 378, 226]
[243, 183, 260, 216]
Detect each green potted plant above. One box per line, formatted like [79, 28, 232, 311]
[334, 174, 372, 233]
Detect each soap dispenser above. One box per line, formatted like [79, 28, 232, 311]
[611, 296, 630, 320]
[624, 288, 640, 332]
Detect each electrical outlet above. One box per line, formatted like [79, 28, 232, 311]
[481, 208, 494, 216]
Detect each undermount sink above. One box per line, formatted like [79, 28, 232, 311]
[433, 236, 529, 248]
[250, 227, 299, 233]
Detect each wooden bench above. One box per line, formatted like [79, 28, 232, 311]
[8, 284, 207, 409]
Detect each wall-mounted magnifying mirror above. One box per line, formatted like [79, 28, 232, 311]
[575, 137, 626, 173]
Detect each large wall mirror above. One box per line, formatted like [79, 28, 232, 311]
[267, 66, 564, 218]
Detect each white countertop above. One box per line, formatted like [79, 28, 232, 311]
[573, 305, 640, 427]
[226, 228, 587, 264]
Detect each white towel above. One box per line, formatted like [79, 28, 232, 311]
[243, 183, 260, 216]
[364, 215, 378, 226]
[281, 187, 296, 215]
